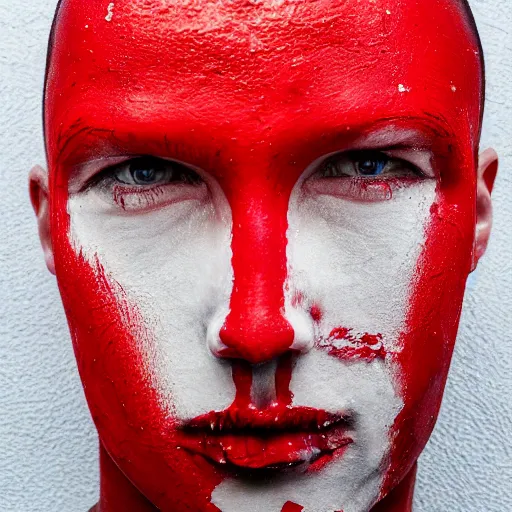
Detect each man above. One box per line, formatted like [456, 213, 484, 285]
[30, 0, 498, 510]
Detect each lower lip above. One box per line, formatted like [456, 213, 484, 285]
[179, 425, 352, 471]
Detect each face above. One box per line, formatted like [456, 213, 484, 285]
[42, 0, 483, 510]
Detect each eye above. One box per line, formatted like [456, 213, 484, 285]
[84, 156, 207, 212]
[308, 149, 429, 202]
[112, 156, 202, 186]
[320, 150, 423, 179]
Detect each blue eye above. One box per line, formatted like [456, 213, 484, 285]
[111, 157, 202, 186]
[132, 167, 159, 184]
[319, 150, 422, 180]
[356, 156, 388, 176]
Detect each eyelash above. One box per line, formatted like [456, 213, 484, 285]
[310, 150, 427, 201]
[90, 156, 206, 211]
[86, 150, 426, 210]
[96, 156, 202, 187]
[319, 150, 424, 179]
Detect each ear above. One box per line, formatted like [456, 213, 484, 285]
[471, 148, 499, 272]
[29, 165, 55, 275]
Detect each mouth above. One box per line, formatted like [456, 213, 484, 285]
[178, 406, 353, 473]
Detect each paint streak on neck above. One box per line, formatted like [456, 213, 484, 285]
[95, 443, 158, 512]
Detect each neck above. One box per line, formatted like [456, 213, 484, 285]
[92, 444, 416, 512]
[91, 444, 157, 512]
[371, 464, 417, 512]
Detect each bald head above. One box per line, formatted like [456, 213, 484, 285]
[43, 0, 485, 154]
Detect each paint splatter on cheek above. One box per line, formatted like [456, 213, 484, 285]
[316, 327, 387, 362]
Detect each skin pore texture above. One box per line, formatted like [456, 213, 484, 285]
[31, 0, 498, 511]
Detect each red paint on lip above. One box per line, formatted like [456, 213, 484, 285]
[181, 406, 352, 470]
[179, 428, 352, 470]
[186, 405, 349, 431]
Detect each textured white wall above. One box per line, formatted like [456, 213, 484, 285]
[0, 0, 510, 510]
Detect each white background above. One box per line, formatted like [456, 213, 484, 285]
[0, 0, 510, 510]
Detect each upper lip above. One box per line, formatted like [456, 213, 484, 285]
[183, 406, 352, 433]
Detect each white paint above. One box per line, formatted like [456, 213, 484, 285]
[288, 175, 437, 351]
[68, 179, 237, 419]
[105, 3, 114, 22]
[1, 1, 511, 511]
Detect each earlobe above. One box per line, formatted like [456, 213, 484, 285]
[471, 148, 499, 272]
[29, 165, 56, 275]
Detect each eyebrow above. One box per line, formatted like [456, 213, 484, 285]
[53, 117, 212, 172]
[53, 112, 458, 187]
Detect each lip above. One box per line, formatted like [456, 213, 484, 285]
[178, 406, 353, 472]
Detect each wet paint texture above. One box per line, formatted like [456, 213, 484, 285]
[45, 0, 482, 511]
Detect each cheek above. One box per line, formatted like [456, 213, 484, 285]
[286, 180, 437, 349]
[64, 189, 236, 420]
[279, 181, 436, 505]
[384, 184, 476, 491]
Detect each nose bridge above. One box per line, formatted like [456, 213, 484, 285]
[218, 175, 294, 364]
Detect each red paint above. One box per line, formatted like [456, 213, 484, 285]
[309, 304, 323, 323]
[179, 423, 352, 471]
[319, 328, 387, 361]
[330, 327, 351, 340]
[182, 379, 352, 470]
[44, 0, 483, 510]
[275, 353, 294, 406]
[361, 334, 382, 346]
[231, 361, 253, 410]
[324, 345, 387, 362]
[218, 172, 296, 364]
[281, 502, 304, 512]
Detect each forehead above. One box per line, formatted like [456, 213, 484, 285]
[46, 0, 482, 161]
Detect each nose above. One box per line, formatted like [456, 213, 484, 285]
[208, 174, 313, 364]
[219, 314, 294, 364]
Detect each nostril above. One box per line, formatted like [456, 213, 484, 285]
[287, 307, 315, 354]
[207, 309, 231, 358]
[207, 306, 315, 364]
